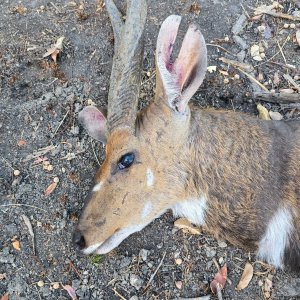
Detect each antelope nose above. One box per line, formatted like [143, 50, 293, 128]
[72, 230, 86, 250]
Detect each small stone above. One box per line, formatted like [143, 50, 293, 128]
[260, 52, 266, 59]
[224, 36, 229, 42]
[290, 23, 296, 29]
[129, 296, 139, 300]
[147, 71, 151, 77]
[219, 257, 224, 264]
[47, 165, 53, 171]
[269, 111, 283, 121]
[175, 281, 183, 289]
[294, 75, 299, 80]
[234, 74, 240, 80]
[175, 258, 183, 265]
[224, 78, 229, 84]
[53, 177, 59, 183]
[130, 274, 144, 290]
[218, 240, 227, 248]
[205, 247, 216, 258]
[52, 282, 60, 289]
[13, 170, 20, 176]
[139, 249, 149, 261]
[37, 280, 44, 287]
[283, 23, 289, 28]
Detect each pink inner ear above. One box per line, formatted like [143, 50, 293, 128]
[78, 106, 107, 143]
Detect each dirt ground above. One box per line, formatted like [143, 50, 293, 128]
[1, 0, 300, 299]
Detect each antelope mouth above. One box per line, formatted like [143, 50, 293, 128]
[82, 223, 147, 255]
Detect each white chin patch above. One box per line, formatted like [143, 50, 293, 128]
[83, 241, 103, 255]
[83, 223, 147, 255]
[146, 168, 154, 187]
[92, 182, 103, 192]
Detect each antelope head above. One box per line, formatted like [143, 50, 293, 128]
[73, 0, 207, 254]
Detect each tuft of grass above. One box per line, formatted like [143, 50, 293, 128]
[89, 254, 103, 266]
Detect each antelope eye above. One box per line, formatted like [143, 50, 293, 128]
[118, 152, 135, 170]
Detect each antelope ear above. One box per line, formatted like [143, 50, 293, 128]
[156, 15, 207, 113]
[78, 106, 107, 143]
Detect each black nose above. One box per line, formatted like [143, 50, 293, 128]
[72, 230, 86, 250]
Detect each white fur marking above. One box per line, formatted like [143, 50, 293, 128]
[83, 241, 103, 255]
[172, 196, 207, 225]
[146, 168, 154, 187]
[141, 202, 153, 219]
[92, 182, 103, 192]
[257, 207, 292, 268]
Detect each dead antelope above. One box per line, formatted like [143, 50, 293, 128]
[73, 0, 300, 272]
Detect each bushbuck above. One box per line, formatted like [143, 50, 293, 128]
[73, 0, 300, 272]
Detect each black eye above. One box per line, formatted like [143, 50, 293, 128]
[117, 152, 135, 170]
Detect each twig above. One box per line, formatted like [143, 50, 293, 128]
[52, 109, 70, 137]
[68, 261, 82, 279]
[173, 296, 211, 300]
[0, 204, 47, 213]
[253, 92, 300, 103]
[283, 74, 300, 92]
[112, 288, 127, 300]
[144, 251, 166, 290]
[237, 68, 269, 92]
[91, 141, 101, 166]
[254, 35, 290, 68]
[22, 214, 36, 255]
[1, 157, 14, 170]
[240, 3, 250, 18]
[254, 9, 300, 21]
[207, 44, 236, 57]
[216, 283, 223, 300]
[219, 57, 253, 72]
[276, 39, 287, 65]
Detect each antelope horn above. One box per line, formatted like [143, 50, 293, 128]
[105, 0, 147, 134]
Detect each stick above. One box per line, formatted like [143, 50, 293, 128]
[237, 68, 269, 92]
[22, 214, 36, 255]
[144, 251, 166, 290]
[254, 9, 300, 21]
[112, 288, 127, 300]
[219, 57, 253, 72]
[216, 283, 223, 300]
[0, 204, 47, 213]
[283, 74, 300, 92]
[253, 92, 300, 103]
[52, 109, 70, 137]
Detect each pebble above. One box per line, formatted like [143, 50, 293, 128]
[52, 282, 60, 289]
[130, 274, 144, 290]
[218, 241, 227, 248]
[129, 296, 139, 300]
[175, 258, 183, 265]
[37, 280, 44, 287]
[205, 247, 216, 258]
[53, 177, 59, 183]
[13, 169, 20, 176]
[139, 249, 149, 261]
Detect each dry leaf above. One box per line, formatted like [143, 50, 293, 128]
[45, 182, 58, 196]
[210, 264, 227, 294]
[1, 293, 9, 300]
[12, 240, 21, 251]
[12, 5, 27, 14]
[189, 3, 201, 15]
[63, 285, 77, 300]
[43, 37, 65, 62]
[257, 104, 270, 120]
[269, 111, 283, 120]
[236, 262, 253, 291]
[296, 30, 300, 46]
[207, 66, 217, 73]
[174, 218, 201, 235]
[279, 88, 295, 94]
[0, 274, 6, 280]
